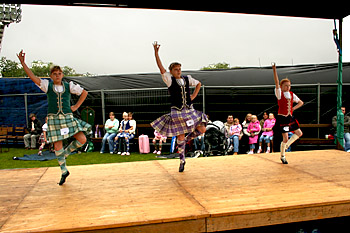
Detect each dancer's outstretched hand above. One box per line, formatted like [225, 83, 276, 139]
[153, 41, 160, 53]
[17, 50, 25, 64]
[271, 62, 276, 69]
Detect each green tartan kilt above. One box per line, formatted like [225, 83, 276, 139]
[47, 113, 91, 143]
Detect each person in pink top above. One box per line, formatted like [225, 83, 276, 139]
[228, 118, 242, 155]
[153, 130, 167, 155]
[247, 115, 261, 154]
[258, 113, 276, 154]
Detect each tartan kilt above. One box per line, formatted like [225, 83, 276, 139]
[276, 114, 300, 133]
[151, 106, 208, 137]
[47, 113, 92, 143]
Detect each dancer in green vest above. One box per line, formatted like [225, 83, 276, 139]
[17, 50, 91, 185]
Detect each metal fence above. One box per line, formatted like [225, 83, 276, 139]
[1, 84, 349, 135]
[84, 87, 205, 125]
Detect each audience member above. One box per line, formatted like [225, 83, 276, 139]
[241, 113, 252, 153]
[38, 116, 54, 155]
[260, 112, 268, 129]
[258, 113, 276, 153]
[247, 115, 261, 154]
[332, 107, 350, 152]
[128, 112, 136, 140]
[115, 112, 134, 156]
[24, 113, 42, 149]
[194, 133, 205, 152]
[228, 118, 242, 155]
[125, 112, 136, 153]
[224, 115, 234, 133]
[153, 130, 167, 155]
[100, 112, 119, 154]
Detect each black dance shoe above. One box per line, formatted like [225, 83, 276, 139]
[58, 171, 70, 185]
[179, 161, 186, 172]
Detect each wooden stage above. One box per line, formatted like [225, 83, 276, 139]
[1, 149, 350, 233]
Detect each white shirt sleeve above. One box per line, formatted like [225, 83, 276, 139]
[274, 88, 281, 100]
[36, 78, 49, 93]
[161, 72, 199, 87]
[275, 87, 300, 103]
[293, 93, 300, 103]
[42, 123, 48, 132]
[187, 75, 200, 87]
[35, 79, 83, 95]
[69, 81, 84, 96]
[161, 72, 172, 87]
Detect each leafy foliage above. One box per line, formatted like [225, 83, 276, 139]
[0, 57, 86, 77]
[200, 62, 230, 70]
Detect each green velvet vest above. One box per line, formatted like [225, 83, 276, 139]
[47, 81, 72, 115]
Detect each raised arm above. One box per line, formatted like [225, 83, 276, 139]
[153, 42, 166, 74]
[17, 50, 41, 86]
[272, 62, 279, 89]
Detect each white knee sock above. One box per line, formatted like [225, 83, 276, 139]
[286, 134, 299, 149]
[280, 142, 286, 157]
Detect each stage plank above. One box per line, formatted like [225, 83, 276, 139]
[1, 149, 350, 232]
[157, 149, 350, 232]
[0, 161, 208, 233]
[0, 168, 47, 229]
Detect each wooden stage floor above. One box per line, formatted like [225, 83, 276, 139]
[1, 149, 350, 233]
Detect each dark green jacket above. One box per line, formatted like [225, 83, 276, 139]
[47, 81, 72, 115]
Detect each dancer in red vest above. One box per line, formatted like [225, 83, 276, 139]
[272, 63, 304, 164]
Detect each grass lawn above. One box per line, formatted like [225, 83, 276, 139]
[0, 148, 169, 170]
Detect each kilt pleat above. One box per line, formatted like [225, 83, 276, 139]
[151, 107, 208, 137]
[47, 113, 91, 143]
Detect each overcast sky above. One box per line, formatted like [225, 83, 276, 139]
[2, 4, 349, 75]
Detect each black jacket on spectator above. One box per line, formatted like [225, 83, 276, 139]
[28, 118, 42, 135]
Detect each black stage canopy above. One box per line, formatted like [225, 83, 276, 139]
[64, 63, 350, 91]
[6, 2, 350, 19]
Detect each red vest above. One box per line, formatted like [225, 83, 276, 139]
[278, 91, 293, 116]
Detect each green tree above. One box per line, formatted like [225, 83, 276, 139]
[62, 65, 77, 76]
[0, 57, 26, 77]
[0, 57, 83, 77]
[31, 60, 52, 76]
[200, 62, 230, 70]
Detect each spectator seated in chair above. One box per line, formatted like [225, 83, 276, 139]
[100, 112, 119, 154]
[24, 113, 42, 150]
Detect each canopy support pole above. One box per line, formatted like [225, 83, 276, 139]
[333, 18, 344, 149]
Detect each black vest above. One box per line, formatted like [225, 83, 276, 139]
[168, 76, 192, 110]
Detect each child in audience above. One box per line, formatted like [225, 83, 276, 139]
[247, 115, 261, 154]
[114, 112, 134, 155]
[228, 118, 242, 155]
[38, 116, 52, 155]
[153, 130, 167, 155]
[128, 112, 136, 141]
[125, 112, 136, 154]
[258, 113, 276, 153]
